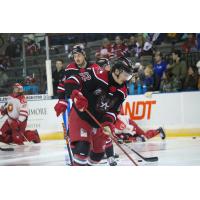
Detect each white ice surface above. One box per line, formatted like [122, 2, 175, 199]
[1, 137, 200, 166]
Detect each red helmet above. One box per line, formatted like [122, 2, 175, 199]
[13, 83, 23, 94]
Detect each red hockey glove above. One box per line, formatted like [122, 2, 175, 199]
[54, 100, 68, 117]
[71, 90, 88, 112]
[114, 119, 126, 130]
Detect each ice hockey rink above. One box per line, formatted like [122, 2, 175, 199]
[1, 137, 200, 166]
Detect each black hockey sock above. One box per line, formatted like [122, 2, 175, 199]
[105, 145, 114, 158]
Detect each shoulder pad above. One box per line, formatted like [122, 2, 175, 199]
[65, 63, 78, 71]
[92, 68, 109, 85]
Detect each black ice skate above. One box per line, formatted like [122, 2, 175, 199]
[157, 127, 166, 140]
[107, 156, 117, 166]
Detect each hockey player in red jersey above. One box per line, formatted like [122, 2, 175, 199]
[0, 83, 40, 145]
[54, 45, 119, 165]
[61, 57, 134, 166]
[114, 107, 166, 143]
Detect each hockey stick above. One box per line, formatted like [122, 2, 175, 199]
[62, 109, 74, 166]
[0, 147, 14, 151]
[85, 109, 138, 166]
[62, 122, 74, 166]
[123, 143, 158, 162]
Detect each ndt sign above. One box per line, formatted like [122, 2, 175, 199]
[122, 100, 156, 120]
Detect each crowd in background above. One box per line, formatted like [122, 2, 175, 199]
[0, 33, 200, 97]
[93, 34, 200, 95]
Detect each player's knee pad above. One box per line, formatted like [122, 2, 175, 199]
[12, 132, 24, 145]
[71, 141, 90, 166]
[144, 130, 159, 139]
[88, 151, 104, 165]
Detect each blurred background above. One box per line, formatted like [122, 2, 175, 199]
[0, 33, 200, 97]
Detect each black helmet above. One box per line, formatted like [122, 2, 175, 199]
[72, 44, 86, 56]
[112, 57, 134, 74]
[96, 58, 110, 68]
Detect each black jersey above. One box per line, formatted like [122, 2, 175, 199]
[57, 62, 100, 100]
[65, 67, 128, 128]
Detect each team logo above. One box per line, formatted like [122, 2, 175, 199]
[80, 128, 88, 137]
[79, 72, 91, 82]
[92, 128, 97, 134]
[7, 104, 13, 112]
[96, 68, 104, 74]
[100, 102, 110, 110]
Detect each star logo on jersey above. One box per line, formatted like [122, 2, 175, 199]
[100, 102, 110, 110]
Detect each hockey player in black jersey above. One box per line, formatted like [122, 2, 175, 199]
[62, 56, 134, 165]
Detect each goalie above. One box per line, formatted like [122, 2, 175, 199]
[114, 108, 166, 143]
[0, 83, 41, 145]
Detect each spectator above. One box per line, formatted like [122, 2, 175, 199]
[95, 38, 113, 59]
[196, 61, 200, 90]
[26, 37, 40, 56]
[23, 75, 39, 94]
[160, 69, 182, 93]
[52, 59, 65, 97]
[165, 33, 178, 44]
[5, 36, 22, 58]
[168, 50, 187, 89]
[183, 66, 198, 91]
[0, 64, 8, 94]
[153, 51, 167, 90]
[146, 33, 165, 45]
[197, 33, 200, 51]
[134, 34, 144, 58]
[128, 35, 136, 57]
[111, 36, 128, 58]
[82, 41, 92, 61]
[181, 33, 197, 53]
[140, 65, 154, 92]
[128, 75, 137, 95]
[15, 43, 22, 57]
[142, 34, 156, 56]
[0, 56, 10, 69]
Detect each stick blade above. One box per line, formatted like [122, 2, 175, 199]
[144, 156, 158, 162]
[0, 147, 14, 151]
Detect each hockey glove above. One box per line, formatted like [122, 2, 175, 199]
[71, 90, 88, 112]
[54, 100, 68, 117]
